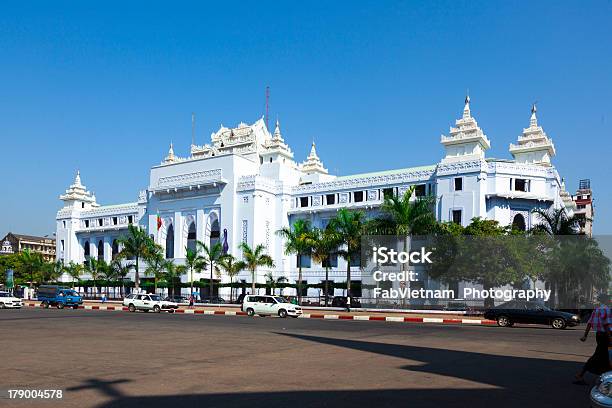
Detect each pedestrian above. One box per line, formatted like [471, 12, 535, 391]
[189, 295, 194, 309]
[574, 294, 611, 385]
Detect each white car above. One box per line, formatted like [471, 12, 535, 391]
[0, 291, 23, 309]
[241, 295, 302, 318]
[123, 294, 178, 313]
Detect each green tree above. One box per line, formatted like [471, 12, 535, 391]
[100, 262, 117, 297]
[110, 259, 130, 297]
[42, 260, 65, 284]
[145, 247, 168, 294]
[329, 209, 366, 308]
[184, 247, 205, 297]
[19, 249, 43, 288]
[239, 243, 274, 295]
[311, 227, 341, 306]
[163, 262, 186, 298]
[531, 207, 581, 236]
[196, 241, 224, 298]
[217, 254, 246, 302]
[65, 261, 83, 288]
[276, 219, 314, 304]
[117, 224, 154, 290]
[85, 258, 108, 296]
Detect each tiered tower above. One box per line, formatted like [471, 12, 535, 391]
[509, 104, 556, 166]
[440, 96, 491, 163]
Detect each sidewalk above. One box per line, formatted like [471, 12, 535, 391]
[23, 301, 497, 326]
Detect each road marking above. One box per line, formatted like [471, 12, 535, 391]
[323, 314, 339, 319]
[385, 316, 404, 322]
[423, 317, 444, 323]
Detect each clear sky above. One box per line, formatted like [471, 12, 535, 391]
[1, 0, 610, 237]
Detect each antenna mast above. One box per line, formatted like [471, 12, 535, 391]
[265, 86, 270, 130]
[191, 112, 195, 146]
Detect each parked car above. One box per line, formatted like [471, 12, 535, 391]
[123, 294, 178, 313]
[235, 294, 247, 304]
[37, 285, 83, 309]
[331, 296, 362, 308]
[483, 300, 580, 329]
[591, 371, 612, 407]
[200, 296, 226, 304]
[0, 291, 23, 309]
[241, 295, 302, 318]
[164, 295, 189, 305]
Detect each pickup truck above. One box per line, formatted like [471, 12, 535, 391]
[38, 285, 83, 309]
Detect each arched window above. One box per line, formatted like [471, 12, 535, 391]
[112, 240, 119, 259]
[512, 214, 526, 231]
[98, 240, 104, 261]
[84, 241, 90, 260]
[166, 224, 175, 259]
[210, 219, 220, 248]
[187, 222, 196, 253]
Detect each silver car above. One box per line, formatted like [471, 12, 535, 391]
[591, 371, 612, 407]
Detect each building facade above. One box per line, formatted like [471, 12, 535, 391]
[0, 232, 56, 262]
[572, 179, 594, 236]
[55, 99, 577, 298]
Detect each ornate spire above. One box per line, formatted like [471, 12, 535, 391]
[509, 104, 555, 166]
[263, 118, 294, 160]
[463, 94, 471, 119]
[272, 119, 284, 142]
[59, 171, 98, 208]
[164, 142, 176, 163]
[440, 96, 490, 163]
[74, 170, 82, 187]
[299, 141, 328, 174]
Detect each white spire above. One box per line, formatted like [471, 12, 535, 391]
[273, 119, 284, 142]
[59, 171, 98, 208]
[299, 141, 328, 174]
[74, 170, 82, 187]
[509, 104, 555, 166]
[164, 142, 176, 163]
[440, 96, 490, 163]
[463, 95, 471, 119]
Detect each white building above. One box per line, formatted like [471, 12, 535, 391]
[55, 98, 576, 298]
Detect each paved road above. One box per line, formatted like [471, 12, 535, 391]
[0, 308, 597, 408]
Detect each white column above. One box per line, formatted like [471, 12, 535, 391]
[174, 211, 183, 259]
[196, 209, 205, 244]
[104, 236, 112, 263]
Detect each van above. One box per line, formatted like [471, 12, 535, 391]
[241, 295, 302, 318]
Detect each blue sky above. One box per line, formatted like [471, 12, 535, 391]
[1, 0, 610, 237]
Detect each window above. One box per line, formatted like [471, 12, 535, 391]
[81, 202, 85, 208]
[383, 188, 395, 199]
[85, 220, 90, 228]
[112, 217, 118, 225]
[353, 191, 364, 202]
[514, 178, 529, 192]
[322, 253, 338, 268]
[97, 240, 104, 260]
[84, 241, 90, 259]
[112, 240, 119, 259]
[269, 157, 273, 163]
[98, 219, 103, 227]
[128, 215, 134, 224]
[299, 197, 309, 208]
[454, 178, 463, 191]
[166, 224, 175, 259]
[326, 194, 336, 205]
[186, 222, 197, 253]
[452, 210, 462, 225]
[298, 254, 311, 268]
[62, 221, 66, 228]
[415, 184, 426, 197]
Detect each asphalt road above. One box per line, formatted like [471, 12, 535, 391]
[0, 308, 599, 408]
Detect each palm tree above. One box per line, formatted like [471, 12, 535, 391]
[19, 248, 43, 289]
[184, 247, 205, 297]
[110, 259, 130, 297]
[370, 186, 437, 305]
[43, 260, 65, 283]
[145, 249, 168, 295]
[100, 263, 116, 298]
[163, 262, 186, 298]
[329, 209, 366, 308]
[117, 224, 154, 290]
[65, 262, 83, 288]
[196, 241, 225, 299]
[531, 207, 581, 236]
[276, 219, 314, 304]
[311, 227, 341, 306]
[217, 254, 246, 302]
[239, 243, 274, 295]
[85, 258, 107, 297]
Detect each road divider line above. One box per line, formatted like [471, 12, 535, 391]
[21, 303, 496, 326]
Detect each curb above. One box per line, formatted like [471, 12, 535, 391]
[22, 303, 496, 326]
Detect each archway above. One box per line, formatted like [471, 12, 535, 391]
[97, 240, 104, 261]
[210, 218, 220, 248]
[186, 222, 196, 253]
[166, 224, 175, 259]
[84, 241, 90, 262]
[512, 213, 526, 231]
[112, 240, 119, 260]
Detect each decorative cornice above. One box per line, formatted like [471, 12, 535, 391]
[154, 169, 224, 190]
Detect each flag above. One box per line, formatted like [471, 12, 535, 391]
[157, 213, 162, 230]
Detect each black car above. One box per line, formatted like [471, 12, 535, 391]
[200, 296, 226, 304]
[331, 296, 362, 308]
[484, 300, 580, 329]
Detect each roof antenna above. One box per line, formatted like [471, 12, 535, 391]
[191, 112, 195, 147]
[265, 86, 270, 131]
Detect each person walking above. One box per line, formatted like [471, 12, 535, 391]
[574, 294, 611, 385]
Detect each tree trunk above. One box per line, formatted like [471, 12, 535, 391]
[325, 266, 329, 307]
[297, 266, 303, 305]
[251, 269, 256, 294]
[210, 263, 214, 298]
[135, 256, 140, 290]
[190, 267, 194, 298]
[346, 255, 351, 309]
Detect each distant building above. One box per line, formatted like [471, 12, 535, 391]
[572, 179, 594, 236]
[0, 232, 56, 262]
